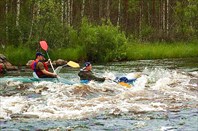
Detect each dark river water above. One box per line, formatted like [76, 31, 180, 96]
[0, 57, 198, 131]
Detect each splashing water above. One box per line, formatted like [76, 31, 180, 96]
[0, 59, 198, 130]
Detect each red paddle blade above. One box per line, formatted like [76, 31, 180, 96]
[40, 41, 48, 51]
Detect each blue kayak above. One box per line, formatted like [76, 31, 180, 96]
[0, 76, 74, 85]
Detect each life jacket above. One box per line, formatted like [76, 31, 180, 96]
[30, 60, 49, 77]
[0, 65, 3, 73]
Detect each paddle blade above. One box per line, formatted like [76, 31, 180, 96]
[40, 41, 48, 51]
[33, 72, 39, 79]
[67, 61, 80, 68]
[118, 82, 131, 88]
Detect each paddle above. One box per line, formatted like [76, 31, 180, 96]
[40, 40, 80, 76]
[55, 61, 80, 75]
[40, 41, 55, 73]
[33, 72, 39, 79]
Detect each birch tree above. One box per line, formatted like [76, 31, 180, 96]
[106, 0, 110, 20]
[117, 0, 121, 26]
[16, 0, 20, 27]
[81, 0, 85, 18]
[5, 0, 8, 43]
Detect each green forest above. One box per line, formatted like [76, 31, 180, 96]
[0, 0, 198, 65]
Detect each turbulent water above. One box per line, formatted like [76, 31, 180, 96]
[0, 58, 198, 130]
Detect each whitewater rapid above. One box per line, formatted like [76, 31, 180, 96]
[1, 68, 197, 121]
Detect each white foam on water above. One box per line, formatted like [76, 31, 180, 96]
[160, 126, 176, 131]
[0, 67, 197, 120]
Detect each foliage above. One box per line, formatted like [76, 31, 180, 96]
[126, 42, 198, 60]
[50, 46, 85, 61]
[77, 18, 127, 62]
[1, 42, 198, 66]
[0, 0, 198, 64]
[0, 45, 34, 65]
[174, 0, 198, 41]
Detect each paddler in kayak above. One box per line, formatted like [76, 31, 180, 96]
[78, 62, 107, 83]
[31, 52, 57, 78]
[114, 72, 142, 87]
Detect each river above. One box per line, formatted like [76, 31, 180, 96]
[0, 57, 198, 130]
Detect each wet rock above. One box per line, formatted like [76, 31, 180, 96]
[109, 108, 122, 116]
[0, 54, 18, 71]
[35, 86, 48, 94]
[10, 113, 39, 119]
[55, 59, 67, 66]
[189, 79, 198, 85]
[0, 54, 6, 61]
[16, 84, 30, 90]
[26, 60, 34, 66]
[26, 59, 67, 67]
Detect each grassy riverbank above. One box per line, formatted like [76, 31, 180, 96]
[125, 42, 198, 60]
[0, 42, 198, 65]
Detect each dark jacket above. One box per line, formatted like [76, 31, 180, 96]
[78, 70, 105, 82]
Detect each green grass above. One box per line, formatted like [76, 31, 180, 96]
[125, 42, 198, 60]
[0, 46, 85, 65]
[0, 45, 34, 65]
[50, 46, 86, 61]
[0, 42, 197, 66]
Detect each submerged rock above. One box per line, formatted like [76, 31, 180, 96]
[10, 113, 39, 119]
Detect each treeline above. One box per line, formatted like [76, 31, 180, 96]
[0, 0, 197, 63]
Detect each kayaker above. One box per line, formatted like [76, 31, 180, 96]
[31, 52, 57, 78]
[0, 64, 6, 75]
[114, 72, 142, 87]
[78, 62, 106, 83]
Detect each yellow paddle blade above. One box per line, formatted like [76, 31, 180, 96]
[67, 61, 80, 68]
[118, 82, 131, 88]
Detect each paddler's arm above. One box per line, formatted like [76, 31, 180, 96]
[37, 62, 57, 77]
[41, 69, 57, 77]
[89, 72, 105, 82]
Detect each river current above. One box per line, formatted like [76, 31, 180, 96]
[0, 58, 198, 130]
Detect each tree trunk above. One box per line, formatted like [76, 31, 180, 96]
[106, 0, 110, 20]
[61, 0, 64, 24]
[166, 0, 169, 35]
[98, 0, 102, 20]
[152, 0, 155, 27]
[64, 0, 67, 25]
[117, 0, 121, 26]
[70, 0, 73, 25]
[16, 0, 20, 27]
[81, 0, 85, 18]
[67, 0, 71, 25]
[29, 1, 35, 40]
[124, 0, 129, 33]
[5, 0, 8, 44]
[163, 0, 165, 35]
[139, 0, 143, 39]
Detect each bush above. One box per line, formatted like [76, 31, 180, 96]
[1, 45, 34, 65]
[78, 18, 128, 62]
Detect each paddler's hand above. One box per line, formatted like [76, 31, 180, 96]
[47, 59, 51, 63]
[52, 73, 58, 78]
[44, 59, 51, 65]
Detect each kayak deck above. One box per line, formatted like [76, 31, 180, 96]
[0, 76, 74, 85]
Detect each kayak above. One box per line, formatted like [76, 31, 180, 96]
[0, 71, 141, 87]
[0, 76, 74, 85]
[0, 76, 38, 83]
